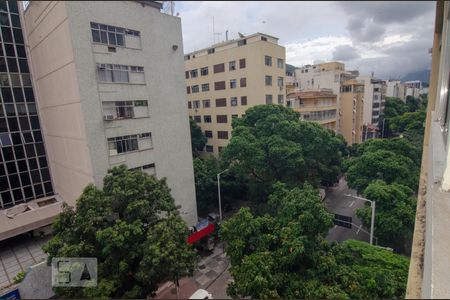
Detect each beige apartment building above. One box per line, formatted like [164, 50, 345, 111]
[286, 90, 337, 131]
[339, 79, 364, 145]
[185, 33, 286, 155]
[20, 1, 198, 226]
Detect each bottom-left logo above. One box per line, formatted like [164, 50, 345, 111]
[51, 257, 97, 287]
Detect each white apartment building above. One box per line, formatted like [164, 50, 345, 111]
[294, 62, 354, 132]
[385, 79, 402, 98]
[357, 75, 386, 138]
[21, 1, 198, 225]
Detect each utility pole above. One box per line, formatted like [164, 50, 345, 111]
[217, 169, 229, 222]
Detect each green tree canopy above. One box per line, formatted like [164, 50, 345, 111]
[383, 97, 409, 119]
[357, 180, 416, 254]
[190, 118, 207, 157]
[220, 183, 410, 299]
[345, 149, 419, 193]
[43, 166, 196, 298]
[222, 105, 346, 194]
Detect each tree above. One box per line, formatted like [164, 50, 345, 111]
[220, 183, 410, 299]
[221, 105, 346, 200]
[383, 97, 408, 119]
[43, 166, 197, 298]
[345, 149, 419, 193]
[190, 118, 207, 157]
[405, 95, 421, 112]
[356, 180, 416, 254]
[353, 137, 422, 167]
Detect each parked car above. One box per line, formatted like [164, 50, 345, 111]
[189, 289, 214, 299]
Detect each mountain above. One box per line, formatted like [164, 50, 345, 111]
[286, 63, 296, 74]
[401, 69, 431, 84]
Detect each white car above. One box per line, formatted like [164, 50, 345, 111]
[189, 289, 214, 299]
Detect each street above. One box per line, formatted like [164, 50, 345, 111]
[324, 178, 372, 244]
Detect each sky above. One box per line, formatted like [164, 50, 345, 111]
[174, 1, 435, 80]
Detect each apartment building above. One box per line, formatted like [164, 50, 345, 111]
[385, 79, 402, 98]
[407, 1, 450, 298]
[184, 33, 285, 155]
[21, 1, 198, 226]
[0, 1, 61, 241]
[356, 75, 386, 139]
[294, 61, 354, 132]
[286, 90, 337, 131]
[339, 79, 364, 145]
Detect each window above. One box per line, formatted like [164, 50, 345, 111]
[139, 132, 152, 139]
[216, 98, 227, 107]
[134, 100, 147, 107]
[207, 48, 215, 54]
[205, 130, 213, 138]
[217, 115, 228, 123]
[232, 114, 238, 119]
[192, 85, 199, 93]
[187, 86, 191, 94]
[230, 79, 237, 89]
[265, 55, 272, 66]
[97, 64, 129, 83]
[190, 69, 198, 78]
[193, 100, 200, 109]
[206, 145, 213, 152]
[265, 75, 272, 86]
[229, 61, 236, 71]
[202, 99, 210, 108]
[278, 95, 284, 104]
[201, 83, 210, 92]
[204, 115, 212, 123]
[185, 71, 189, 79]
[266, 94, 273, 104]
[108, 135, 138, 154]
[277, 76, 284, 87]
[218, 147, 224, 153]
[188, 101, 192, 109]
[115, 101, 134, 118]
[239, 58, 246, 69]
[231, 97, 238, 106]
[214, 63, 225, 73]
[214, 81, 226, 90]
[217, 131, 229, 139]
[200, 67, 209, 76]
[241, 96, 247, 106]
[130, 66, 144, 73]
[194, 115, 201, 123]
[238, 39, 247, 46]
[0, 133, 11, 147]
[261, 36, 267, 41]
[90, 22, 130, 47]
[142, 163, 156, 176]
[277, 58, 284, 68]
[240, 77, 247, 87]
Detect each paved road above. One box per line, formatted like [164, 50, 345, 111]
[324, 178, 371, 244]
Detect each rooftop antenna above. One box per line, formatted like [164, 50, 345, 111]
[162, 1, 175, 15]
[212, 17, 221, 43]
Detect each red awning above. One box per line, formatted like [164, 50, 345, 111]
[187, 223, 215, 244]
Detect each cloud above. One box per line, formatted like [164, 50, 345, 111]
[333, 45, 361, 61]
[346, 18, 386, 43]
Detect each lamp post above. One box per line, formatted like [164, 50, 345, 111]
[217, 169, 229, 222]
[345, 194, 376, 245]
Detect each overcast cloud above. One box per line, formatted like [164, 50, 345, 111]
[175, 1, 435, 79]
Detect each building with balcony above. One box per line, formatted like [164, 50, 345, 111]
[407, 1, 450, 298]
[339, 79, 364, 145]
[21, 1, 198, 226]
[0, 0, 59, 241]
[286, 89, 337, 131]
[294, 61, 355, 133]
[184, 33, 286, 156]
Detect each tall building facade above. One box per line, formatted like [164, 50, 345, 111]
[0, 1, 60, 241]
[21, 1, 198, 225]
[340, 79, 364, 145]
[286, 90, 337, 131]
[184, 33, 285, 156]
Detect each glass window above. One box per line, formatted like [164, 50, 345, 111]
[230, 79, 237, 89]
[200, 67, 208, 76]
[0, 12, 9, 26]
[205, 145, 213, 152]
[265, 75, 272, 86]
[108, 135, 139, 154]
[241, 96, 247, 106]
[266, 94, 273, 104]
[265, 55, 272, 66]
[201, 83, 209, 92]
[229, 61, 236, 71]
[202, 99, 210, 108]
[230, 97, 238, 106]
[277, 58, 284, 68]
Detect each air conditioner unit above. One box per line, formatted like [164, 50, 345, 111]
[104, 114, 114, 120]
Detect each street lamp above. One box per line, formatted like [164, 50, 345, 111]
[345, 194, 376, 245]
[217, 169, 229, 222]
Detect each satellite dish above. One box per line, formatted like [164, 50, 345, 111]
[238, 32, 245, 38]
